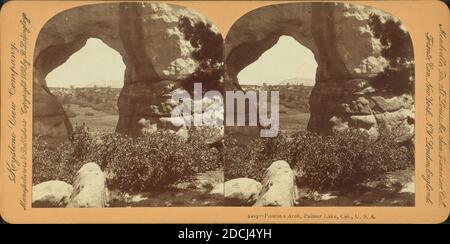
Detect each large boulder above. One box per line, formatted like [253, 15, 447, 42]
[254, 160, 297, 207]
[328, 93, 415, 138]
[66, 162, 109, 208]
[211, 178, 262, 205]
[32, 180, 73, 207]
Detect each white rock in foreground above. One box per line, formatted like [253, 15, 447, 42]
[66, 162, 109, 208]
[32, 180, 73, 207]
[254, 160, 297, 207]
[211, 178, 262, 205]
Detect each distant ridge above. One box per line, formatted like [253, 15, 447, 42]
[86, 80, 123, 88]
[277, 77, 315, 86]
[48, 80, 123, 88]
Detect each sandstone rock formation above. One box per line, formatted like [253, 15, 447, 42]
[212, 178, 262, 205]
[34, 2, 414, 144]
[66, 162, 109, 208]
[331, 92, 414, 138]
[33, 2, 223, 143]
[254, 160, 297, 207]
[32, 180, 73, 207]
[33, 85, 73, 147]
[224, 2, 414, 139]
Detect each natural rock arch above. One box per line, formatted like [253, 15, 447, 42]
[33, 2, 223, 144]
[224, 2, 414, 138]
[33, 2, 414, 145]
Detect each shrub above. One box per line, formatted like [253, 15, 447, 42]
[33, 125, 99, 185]
[33, 125, 222, 192]
[178, 16, 223, 92]
[96, 127, 221, 192]
[33, 138, 65, 184]
[290, 130, 374, 190]
[99, 132, 181, 192]
[368, 14, 414, 94]
[225, 129, 412, 191]
[186, 126, 222, 172]
[224, 137, 263, 180]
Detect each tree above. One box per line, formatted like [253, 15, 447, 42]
[178, 16, 223, 93]
[368, 14, 414, 94]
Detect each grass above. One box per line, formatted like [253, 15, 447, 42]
[278, 104, 310, 133]
[64, 104, 118, 133]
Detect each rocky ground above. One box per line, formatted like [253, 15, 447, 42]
[107, 166, 414, 208]
[296, 168, 414, 206]
[109, 169, 224, 207]
[32, 161, 414, 208]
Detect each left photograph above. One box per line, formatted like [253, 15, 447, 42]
[32, 2, 225, 208]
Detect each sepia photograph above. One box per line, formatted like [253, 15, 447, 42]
[222, 2, 415, 207]
[31, 2, 225, 208]
[30, 2, 415, 209]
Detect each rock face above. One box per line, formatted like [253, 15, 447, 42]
[34, 2, 414, 143]
[214, 178, 262, 205]
[254, 160, 297, 207]
[331, 93, 414, 138]
[33, 85, 73, 147]
[32, 180, 73, 207]
[33, 3, 223, 142]
[224, 2, 414, 138]
[66, 162, 109, 208]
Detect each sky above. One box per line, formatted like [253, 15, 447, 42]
[237, 35, 317, 86]
[46, 38, 126, 88]
[46, 36, 317, 88]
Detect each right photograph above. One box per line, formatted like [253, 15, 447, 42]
[223, 2, 415, 207]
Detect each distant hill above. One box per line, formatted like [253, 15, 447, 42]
[86, 80, 123, 88]
[277, 77, 315, 86]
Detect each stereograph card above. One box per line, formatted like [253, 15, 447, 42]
[0, 0, 449, 224]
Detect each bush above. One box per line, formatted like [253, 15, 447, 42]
[292, 130, 410, 190]
[186, 126, 222, 172]
[178, 16, 223, 92]
[225, 129, 412, 191]
[224, 137, 264, 180]
[33, 139, 67, 184]
[368, 14, 414, 94]
[33, 125, 221, 192]
[99, 132, 183, 192]
[97, 127, 221, 192]
[32, 129, 92, 185]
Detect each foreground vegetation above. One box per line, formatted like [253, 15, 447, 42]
[34, 125, 413, 194]
[33, 125, 221, 192]
[225, 129, 413, 191]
